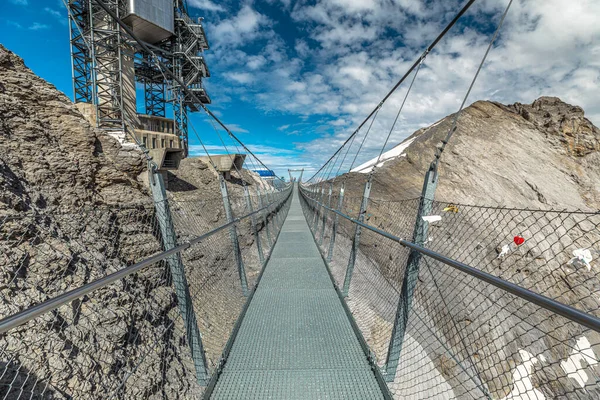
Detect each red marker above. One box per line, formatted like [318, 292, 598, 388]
[514, 236, 525, 246]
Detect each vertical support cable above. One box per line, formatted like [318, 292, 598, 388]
[342, 177, 372, 296]
[318, 182, 333, 245]
[327, 182, 345, 262]
[312, 185, 325, 231]
[256, 185, 273, 247]
[244, 185, 264, 264]
[220, 177, 248, 296]
[148, 165, 209, 385]
[384, 167, 437, 380]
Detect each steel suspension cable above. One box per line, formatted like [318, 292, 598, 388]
[335, 132, 358, 179]
[188, 119, 218, 169]
[347, 107, 381, 173]
[431, 0, 514, 179]
[306, 0, 479, 182]
[321, 149, 344, 187]
[372, 54, 426, 173]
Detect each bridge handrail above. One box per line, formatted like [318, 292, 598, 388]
[0, 185, 293, 335]
[298, 185, 600, 333]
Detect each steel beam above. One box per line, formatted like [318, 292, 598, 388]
[149, 165, 209, 385]
[342, 178, 372, 296]
[220, 178, 248, 295]
[384, 167, 437, 381]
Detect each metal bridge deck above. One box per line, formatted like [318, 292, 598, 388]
[210, 185, 385, 399]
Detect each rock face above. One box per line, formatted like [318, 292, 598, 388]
[0, 44, 281, 399]
[329, 97, 600, 398]
[0, 46, 147, 212]
[0, 44, 200, 398]
[345, 97, 600, 210]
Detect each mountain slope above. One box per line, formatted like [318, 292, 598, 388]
[325, 97, 600, 399]
[343, 97, 600, 210]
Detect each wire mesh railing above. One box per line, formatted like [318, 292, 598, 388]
[0, 183, 293, 399]
[299, 183, 600, 399]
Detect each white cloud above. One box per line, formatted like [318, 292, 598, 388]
[29, 22, 50, 31]
[187, 0, 225, 12]
[211, 5, 270, 48]
[246, 55, 267, 70]
[44, 7, 61, 18]
[200, 0, 600, 176]
[225, 72, 255, 84]
[227, 123, 249, 133]
[295, 40, 310, 58]
[10, 0, 27, 5]
[45, 7, 67, 25]
[6, 20, 23, 29]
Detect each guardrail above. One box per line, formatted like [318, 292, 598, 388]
[299, 183, 600, 399]
[0, 183, 293, 399]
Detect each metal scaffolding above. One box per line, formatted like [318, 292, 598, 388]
[66, 0, 211, 155]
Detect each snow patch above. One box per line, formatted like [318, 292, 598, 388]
[108, 131, 138, 149]
[351, 137, 416, 173]
[501, 349, 546, 400]
[392, 332, 455, 398]
[497, 244, 512, 259]
[569, 249, 593, 271]
[422, 215, 442, 223]
[560, 336, 598, 388]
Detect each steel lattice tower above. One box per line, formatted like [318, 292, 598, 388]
[66, 0, 210, 168]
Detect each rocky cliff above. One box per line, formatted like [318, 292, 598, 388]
[327, 97, 600, 399]
[344, 97, 600, 210]
[0, 47, 148, 213]
[0, 43, 279, 399]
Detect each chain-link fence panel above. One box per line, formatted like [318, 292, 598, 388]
[425, 201, 600, 317]
[299, 183, 600, 400]
[389, 252, 600, 399]
[0, 185, 294, 399]
[1, 202, 160, 319]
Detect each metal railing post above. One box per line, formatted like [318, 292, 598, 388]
[267, 190, 277, 229]
[312, 185, 325, 232]
[318, 182, 333, 245]
[244, 185, 264, 264]
[256, 185, 273, 247]
[219, 177, 248, 296]
[327, 182, 345, 262]
[384, 167, 437, 381]
[149, 165, 209, 385]
[342, 178, 372, 296]
[275, 190, 284, 228]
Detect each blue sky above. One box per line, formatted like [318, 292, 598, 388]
[1, 0, 599, 179]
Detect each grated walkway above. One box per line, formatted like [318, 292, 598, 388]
[210, 185, 385, 399]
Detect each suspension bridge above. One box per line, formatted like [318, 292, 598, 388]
[2, 0, 600, 399]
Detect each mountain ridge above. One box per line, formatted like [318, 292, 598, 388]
[338, 96, 600, 211]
